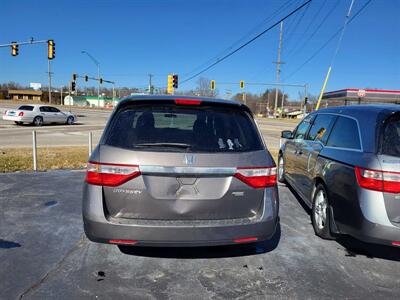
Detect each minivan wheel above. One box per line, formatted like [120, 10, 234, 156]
[311, 184, 335, 240]
[277, 155, 286, 183]
[66, 116, 74, 125]
[33, 116, 43, 126]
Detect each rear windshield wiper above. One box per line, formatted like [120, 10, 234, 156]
[134, 143, 192, 149]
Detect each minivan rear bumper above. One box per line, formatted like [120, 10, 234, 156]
[340, 188, 400, 247]
[82, 184, 279, 247]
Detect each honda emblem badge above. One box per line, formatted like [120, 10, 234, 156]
[184, 154, 195, 165]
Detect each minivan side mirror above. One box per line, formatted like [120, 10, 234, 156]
[281, 130, 293, 139]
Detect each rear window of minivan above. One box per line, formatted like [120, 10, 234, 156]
[105, 104, 263, 153]
[18, 105, 34, 111]
[381, 114, 400, 157]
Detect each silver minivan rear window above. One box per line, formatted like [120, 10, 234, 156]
[105, 105, 263, 153]
[382, 114, 400, 157]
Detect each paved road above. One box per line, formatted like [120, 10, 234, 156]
[0, 104, 295, 149]
[1, 171, 399, 299]
[0, 104, 110, 147]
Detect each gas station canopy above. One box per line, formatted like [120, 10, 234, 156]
[322, 88, 400, 105]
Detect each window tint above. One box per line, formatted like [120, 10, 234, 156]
[18, 105, 34, 111]
[49, 107, 60, 113]
[326, 116, 361, 150]
[39, 107, 49, 112]
[307, 114, 336, 143]
[381, 114, 400, 157]
[105, 105, 263, 153]
[294, 120, 311, 140]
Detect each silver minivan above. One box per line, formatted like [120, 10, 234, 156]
[83, 95, 279, 247]
[278, 105, 400, 247]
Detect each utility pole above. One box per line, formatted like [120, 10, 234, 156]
[273, 21, 284, 116]
[47, 59, 52, 104]
[148, 74, 153, 94]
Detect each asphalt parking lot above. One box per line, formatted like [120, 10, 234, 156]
[1, 171, 399, 299]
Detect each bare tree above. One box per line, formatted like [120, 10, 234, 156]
[195, 77, 218, 97]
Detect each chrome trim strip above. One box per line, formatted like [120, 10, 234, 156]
[140, 165, 236, 175]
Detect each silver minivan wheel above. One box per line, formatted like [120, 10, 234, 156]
[33, 116, 43, 127]
[311, 184, 335, 240]
[277, 156, 285, 183]
[314, 190, 327, 230]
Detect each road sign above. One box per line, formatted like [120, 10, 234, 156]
[30, 83, 42, 90]
[357, 89, 366, 97]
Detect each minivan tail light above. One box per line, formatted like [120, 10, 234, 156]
[355, 167, 400, 193]
[86, 162, 141, 187]
[175, 98, 202, 105]
[18, 111, 24, 117]
[234, 167, 277, 188]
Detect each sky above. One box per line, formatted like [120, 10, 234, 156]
[0, 0, 399, 99]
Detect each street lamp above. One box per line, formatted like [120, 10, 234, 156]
[81, 50, 100, 99]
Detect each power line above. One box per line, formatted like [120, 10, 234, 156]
[284, 0, 372, 81]
[282, 0, 310, 48]
[285, 0, 340, 59]
[181, 0, 298, 79]
[180, 0, 313, 85]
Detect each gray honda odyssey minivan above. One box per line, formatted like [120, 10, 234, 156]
[83, 95, 279, 247]
[278, 105, 400, 247]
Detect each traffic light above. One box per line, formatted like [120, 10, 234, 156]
[72, 73, 77, 81]
[167, 74, 173, 94]
[99, 78, 103, 84]
[304, 97, 308, 105]
[11, 42, 18, 56]
[71, 81, 76, 92]
[240, 80, 245, 89]
[172, 74, 178, 89]
[84, 75, 89, 82]
[210, 80, 215, 90]
[47, 40, 55, 60]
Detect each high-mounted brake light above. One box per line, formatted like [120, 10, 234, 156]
[86, 162, 141, 187]
[175, 98, 202, 105]
[18, 111, 24, 117]
[234, 166, 277, 188]
[355, 167, 400, 193]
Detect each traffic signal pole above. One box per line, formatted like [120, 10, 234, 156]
[48, 59, 52, 104]
[0, 38, 49, 48]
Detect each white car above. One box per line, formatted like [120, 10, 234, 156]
[2, 105, 76, 126]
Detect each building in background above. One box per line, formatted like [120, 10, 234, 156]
[322, 88, 400, 106]
[0, 89, 42, 101]
[63, 95, 120, 108]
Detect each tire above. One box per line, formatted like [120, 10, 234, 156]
[33, 116, 43, 127]
[66, 116, 74, 125]
[277, 155, 286, 183]
[14, 121, 23, 125]
[311, 184, 336, 240]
